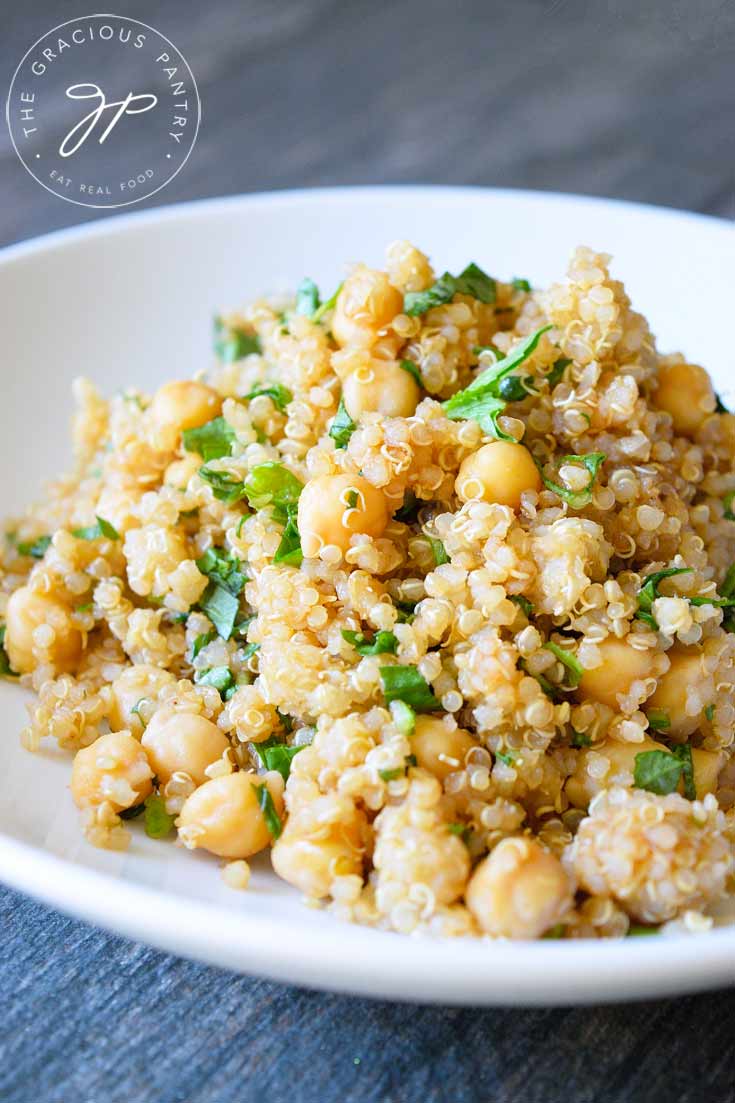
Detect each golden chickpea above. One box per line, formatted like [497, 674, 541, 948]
[5, 586, 83, 675]
[142, 706, 230, 786]
[164, 454, 202, 489]
[271, 805, 368, 898]
[332, 265, 403, 349]
[297, 473, 389, 557]
[655, 362, 715, 436]
[108, 664, 175, 737]
[647, 648, 710, 737]
[148, 381, 221, 450]
[177, 770, 284, 859]
[342, 359, 421, 420]
[466, 837, 574, 939]
[566, 735, 664, 809]
[411, 717, 477, 781]
[71, 731, 153, 811]
[579, 637, 655, 710]
[691, 748, 723, 799]
[455, 442, 541, 510]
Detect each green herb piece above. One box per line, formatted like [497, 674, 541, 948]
[329, 398, 356, 449]
[715, 393, 730, 413]
[182, 416, 236, 461]
[705, 704, 715, 722]
[497, 374, 532, 402]
[196, 547, 246, 596]
[723, 491, 735, 521]
[427, 537, 448, 566]
[199, 584, 239, 641]
[342, 629, 398, 655]
[633, 749, 683, 796]
[273, 509, 303, 566]
[544, 641, 584, 687]
[520, 660, 562, 701]
[240, 642, 260, 661]
[509, 595, 533, 617]
[345, 490, 359, 509]
[119, 802, 145, 820]
[393, 492, 420, 523]
[672, 743, 696, 801]
[198, 467, 247, 505]
[399, 359, 423, 388]
[190, 629, 216, 660]
[195, 666, 235, 697]
[542, 924, 567, 940]
[391, 699, 416, 735]
[144, 794, 176, 839]
[312, 282, 343, 323]
[495, 750, 516, 767]
[296, 278, 320, 316]
[647, 709, 671, 732]
[455, 262, 497, 303]
[76, 602, 93, 614]
[512, 277, 532, 292]
[0, 625, 16, 677]
[636, 567, 693, 629]
[243, 382, 293, 412]
[72, 516, 120, 541]
[251, 782, 283, 839]
[379, 767, 404, 782]
[242, 462, 303, 518]
[256, 740, 306, 782]
[404, 272, 460, 316]
[394, 601, 417, 623]
[443, 325, 551, 436]
[570, 730, 592, 748]
[545, 357, 572, 387]
[16, 534, 52, 558]
[447, 822, 471, 844]
[130, 698, 147, 722]
[277, 710, 294, 733]
[627, 924, 660, 937]
[720, 564, 735, 600]
[379, 665, 440, 711]
[213, 316, 261, 362]
[538, 452, 606, 510]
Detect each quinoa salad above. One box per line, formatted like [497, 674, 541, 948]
[3, 241, 734, 941]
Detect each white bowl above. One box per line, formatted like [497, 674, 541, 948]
[1, 187, 733, 1005]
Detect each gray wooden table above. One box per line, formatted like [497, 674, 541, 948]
[1, 2, 734, 1100]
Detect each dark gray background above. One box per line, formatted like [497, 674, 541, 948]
[1, 2, 734, 1101]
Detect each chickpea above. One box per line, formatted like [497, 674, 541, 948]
[271, 804, 368, 898]
[332, 266, 403, 349]
[142, 706, 230, 786]
[5, 586, 83, 674]
[566, 735, 664, 809]
[647, 648, 711, 738]
[691, 747, 723, 799]
[71, 731, 153, 811]
[297, 473, 389, 557]
[655, 362, 715, 436]
[579, 637, 655, 710]
[411, 717, 476, 781]
[164, 454, 202, 489]
[177, 770, 284, 859]
[108, 664, 175, 737]
[455, 442, 541, 510]
[466, 837, 573, 939]
[342, 359, 420, 420]
[148, 381, 221, 450]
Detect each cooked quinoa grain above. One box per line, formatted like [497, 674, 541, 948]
[4, 243, 735, 940]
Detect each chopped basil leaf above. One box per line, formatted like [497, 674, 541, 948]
[398, 359, 423, 388]
[72, 516, 120, 541]
[190, 629, 216, 660]
[543, 641, 584, 687]
[427, 537, 448, 566]
[329, 398, 356, 449]
[520, 660, 562, 701]
[495, 750, 516, 767]
[633, 749, 683, 796]
[393, 492, 420, 523]
[404, 272, 460, 316]
[379, 665, 440, 711]
[542, 923, 567, 940]
[256, 739, 305, 782]
[273, 509, 303, 566]
[497, 374, 532, 402]
[509, 595, 533, 617]
[243, 382, 293, 412]
[144, 794, 176, 839]
[390, 700, 416, 736]
[672, 743, 696, 801]
[570, 730, 592, 748]
[198, 467, 247, 504]
[76, 602, 93, 614]
[443, 325, 552, 436]
[627, 924, 660, 937]
[16, 534, 52, 558]
[545, 358, 571, 387]
[242, 462, 303, 517]
[447, 822, 471, 844]
[195, 666, 235, 697]
[312, 282, 343, 323]
[251, 782, 282, 839]
[647, 709, 671, 732]
[213, 316, 261, 362]
[705, 704, 715, 722]
[296, 277, 320, 316]
[636, 567, 692, 629]
[342, 629, 398, 655]
[240, 642, 260, 661]
[723, 491, 735, 521]
[196, 547, 246, 596]
[715, 393, 730, 413]
[394, 601, 416, 623]
[455, 263, 497, 303]
[346, 490, 359, 509]
[199, 583, 239, 641]
[538, 452, 606, 510]
[182, 416, 235, 461]
[379, 767, 404, 782]
[512, 277, 532, 292]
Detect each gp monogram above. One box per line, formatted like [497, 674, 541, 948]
[6, 14, 200, 208]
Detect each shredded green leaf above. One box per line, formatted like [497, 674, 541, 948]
[243, 382, 293, 412]
[404, 263, 496, 316]
[627, 924, 660, 937]
[312, 282, 343, 323]
[255, 739, 306, 782]
[295, 278, 320, 316]
[379, 665, 440, 711]
[511, 277, 532, 292]
[144, 794, 176, 839]
[393, 492, 421, 523]
[398, 359, 423, 388]
[705, 704, 715, 722]
[196, 547, 246, 596]
[199, 584, 239, 641]
[647, 709, 671, 732]
[72, 516, 120, 541]
[545, 357, 572, 387]
[447, 822, 472, 844]
[543, 641, 584, 687]
[242, 462, 303, 517]
[16, 534, 52, 558]
[390, 699, 416, 735]
[198, 467, 247, 504]
[379, 767, 404, 782]
[673, 743, 697, 800]
[329, 398, 356, 449]
[342, 629, 398, 655]
[213, 316, 261, 361]
[495, 750, 516, 767]
[723, 491, 735, 521]
[251, 782, 283, 839]
[634, 749, 684, 796]
[190, 630, 216, 660]
[427, 537, 448, 566]
[570, 730, 592, 748]
[195, 666, 236, 697]
[240, 641, 260, 661]
[538, 452, 606, 510]
[509, 595, 533, 617]
[636, 567, 693, 629]
[273, 509, 303, 566]
[182, 416, 236, 461]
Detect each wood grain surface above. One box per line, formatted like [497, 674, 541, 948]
[0, 2, 734, 1101]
